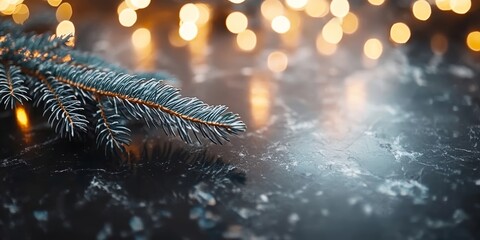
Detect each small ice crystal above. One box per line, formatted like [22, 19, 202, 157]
[288, 213, 300, 225]
[33, 210, 48, 221]
[129, 216, 144, 232]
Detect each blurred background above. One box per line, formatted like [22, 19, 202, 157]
[1, 1, 480, 239]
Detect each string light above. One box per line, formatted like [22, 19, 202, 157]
[47, 0, 62, 7]
[466, 31, 480, 52]
[195, 3, 210, 25]
[229, 0, 245, 4]
[131, 28, 151, 49]
[435, 0, 451, 10]
[390, 22, 411, 44]
[12, 3, 29, 24]
[305, 0, 329, 18]
[450, 0, 471, 14]
[322, 18, 343, 44]
[118, 8, 137, 27]
[261, 0, 284, 21]
[236, 29, 257, 52]
[285, 0, 308, 10]
[412, 0, 431, 21]
[342, 12, 359, 35]
[225, 12, 248, 34]
[56, 2, 72, 22]
[179, 22, 198, 41]
[271, 16, 291, 34]
[56, 20, 75, 37]
[130, 0, 150, 9]
[364, 38, 383, 60]
[179, 3, 199, 23]
[15, 106, 29, 129]
[368, 0, 385, 6]
[330, 0, 350, 18]
[267, 51, 288, 72]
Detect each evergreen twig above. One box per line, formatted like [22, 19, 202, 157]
[0, 20, 246, 154]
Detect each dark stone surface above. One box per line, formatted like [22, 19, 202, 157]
[1, 10, 480, 240]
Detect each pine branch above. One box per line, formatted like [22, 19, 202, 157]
[0, 20, 246, 154]
[0, 62, 30, 109]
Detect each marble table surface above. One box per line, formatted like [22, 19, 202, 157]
[1, 10, 480, 239]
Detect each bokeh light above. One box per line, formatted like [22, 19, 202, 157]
[285, 0, 308, 10]
[450, 0, 471, 14]
[15, 106, 29, 129]
[195, 3, 210, 25]
[364, 38, 383, 60]
[130, 0, 150, 9]
[229, 0, 245, 4]
[305, 0, 329, 18]
[368, 0, 385, 6]
[47, 0, 62, 7]
[412, 0, 431, 21]
[342, 12, 359, 35]
[236, 29, 257, 52]
[56, 2, 72, 22]
[435, 0, 451, 10]
[261, 0, 284, 21]
[56, 20, 75, 37]
[118, 8, 137, 27]
[390, 22, 411, 44]
[322, 18, 343, 44]
[466, 31, 480, 52]
[316, 33, 337, 55]
[267, 51, 288, 73]
[12, 4, 29, 24]
[179, 3, 199, 23]
[179, 22, 198, 41]
[330, 0, 350, 18]
[271, 16, 291, 34]
[226, 11, 248, 34]
[131, 28, 151, 49]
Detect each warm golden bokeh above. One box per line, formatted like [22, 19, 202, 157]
[130, 0, 150, 9]
[271, 15, 291, 34]
[15, 106, 29, 130]
[390, 22, 411, 44]
[226, 11, 248, 34]
[131, 28, 151, 49]
[179, 3, 199, 23]
[364, 38, 383, 60]
[450, 0, 471, 14]
[56, 20, 75, 37]
[261, 0, 284, 21]
[179, 21, 198, 41]
[237, 29, 257, 52]
[267, 51, 288, 72]
[47, 0, 62, 7]
[322, 18, 343, 44]
[330, 0, 350, 18]
[342, 12, 359, 35]
[195, 3, 210, 25]
[118, 8, 137, 27]
[412, 0, 431, 21]
[285, 0, 308, 10]
[305, 0, 329, 18]
[12, 3, 29, 24]
[435, 0, 451, 10]
[368, 0, 385, 6]
[56, 2, 72, 22]
[466, 31, 480, 52]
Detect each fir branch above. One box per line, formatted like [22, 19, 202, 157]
[29, 73, 88, 138]
[0, 20, 246, 154]
[0, 62, 30, 109]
